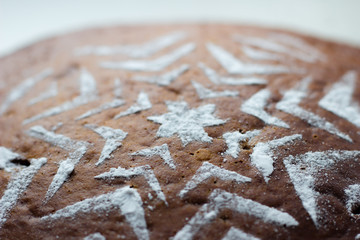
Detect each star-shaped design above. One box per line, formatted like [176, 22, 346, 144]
[148, 101, 226, 146]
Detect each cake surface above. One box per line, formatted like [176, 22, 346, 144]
[0, 24, 360, 240]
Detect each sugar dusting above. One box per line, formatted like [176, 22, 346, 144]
[76, 99, 125, 120]
[0, 147, 25, 172]
[41, 186, 149, 240]
[114, 91, 151, 119]
[0, 68, 53, 115]
[95, 165, 167, 205]
[344, 184, 360, 217]
[23, 69, 98, 125]
[283, 150, 360, 227]
[131, 144, 176, 169]
[276, 76, 352, 142]
[198, 63, 267, 85]
[319, 71, 360, 127]
[178, 162, 251, 198]
[100, 43, 195, 72]
[26, 125, 88, 202]
[206, 43, 290, 75]
[241, 89, 289, 128]
[28, 81, 57, 106]
[148, 101, 226, 146]
[83, 232, 106, 240]
[174, 189, 298, 240]
[85, 124, 127, 166]
[222, 227, 260, 240]
[242, 46, 282, 61]
[75, 31, 186, 58]
[0, 157, 47, 228]
[192, 81, 238, 99]
[133, 64, 189, 86]
[223, 130, 261, 158]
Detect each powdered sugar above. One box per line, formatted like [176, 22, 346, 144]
[241, 89, 289, 128]
[198, 63, 267, 85]
[173, 189, 298, 240]
[276, 76, 352, 142]
[242, 46, 282, 61]
[344, 184, 360, 217]
[192, 81, 238, 99]
[0, 68, 52, 115]
[77, 99, 125, 120]
[95, 165, 167, 205]
[131, 144, 175, 169]
[83, 233, 106, 240]
[85, 124, 127, 166]
[23, 69, 98, 125]
[148, 101, 226, 146]
[133, 64, 189, 86]
[114, 91, 151, 119]
[0, 147, 25, 172]
[0, 157, 47, 228]
[250, 134, 302, 183]
[28, 81, 57, 106]
[75, 31, 186, 58]
[223, 130, 261, 158]
[283, 150, 360, 227]
[221, 227, 260, 240]
[319, 71, 360, 127]
[41, 186, 149, 240]
[206, 43, 290, 75]
[100, 43, 195, 72]
[26, 125, 88, 202]
[178, 162, 251, 198]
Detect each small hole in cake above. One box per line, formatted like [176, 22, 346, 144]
[238, 128, 245, 133]
[11, 158, 30, 166]
[351, 203, 360, 215]
[241, 142, 251, 150]
[313, 134, 318, 139]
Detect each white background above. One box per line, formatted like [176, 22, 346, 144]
[1, 0, 360, 57]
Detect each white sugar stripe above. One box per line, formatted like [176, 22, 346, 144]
[131, 144, 176, 169]
[356, 234, 360, 240]
[241, 89, 289, 128]
[192, 81, 238, 99]
[179, 162, 251, 198]
[26, 125, 88, 202]
[148, 101, 226, 146]
[198, 63, 267, 85]
[234, 35, 321, 63]
[114, 91, 151, 119]
[319, 71, 360, 127]
[223, 130, 261, 158]
[133, 64, 189, 86]
[28, 82, 57, 106]
[85, 124, 127, 166]
[100, 43, 195, 72]
[23, 69, 98, 125]
[113, 78, 122, 98]
[206, 43, 290, 75]
[0, 157, 47, 228]
[344, 184, 360, 216]
[0, 68, 53, 115]
[222, 227, 260, 240]
[76, 99, 125, 120]
[251, 134, 302, 183]
[173, 189, 298, 240]
[0, 146, 24, 172]
[41, 186, 149, 240]
[95, 165, 167, 205]
[75, 31, 186, 58]
[276, 76, 352, 142]
[283, 150, 360, 227]
[242, 46, 282, 61]
[83, 233, 106, 240]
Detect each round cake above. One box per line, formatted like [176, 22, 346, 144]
[0, 24, 360, 240]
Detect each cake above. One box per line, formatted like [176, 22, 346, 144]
[0, 24, 359, 239]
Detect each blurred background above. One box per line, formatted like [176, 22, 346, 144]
[1, 0, 360, 57]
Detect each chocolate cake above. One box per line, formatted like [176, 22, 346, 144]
[0, 24, 359, 239]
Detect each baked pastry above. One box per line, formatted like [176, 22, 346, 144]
[0, 24, 359, 240]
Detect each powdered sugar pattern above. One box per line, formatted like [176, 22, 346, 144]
[241, 89, 289, 128]
[41, 186, 149, 240]
[222, 227, 260, 240]
[76, 99, 125, 120]
[242, 46, 282, 61]
[0, 157, 47, 228]
[148, 101, 226, 146]
[0, 147, 25, 172]
[114, 91, 151, 119]
[223, 130, 261, 158]
[131, 144, 175, 169]
[178, 162, 251, 198]
[174, 189, 298, 240]
[95, 165, 167, 205]
[83, 233, 106, 240]
[344, 184, 360, 217]
[100, 43, 195, 72]
[85, 124, 127, 166]
[28, 82, 57, 106]
[192, 81, 238, 99]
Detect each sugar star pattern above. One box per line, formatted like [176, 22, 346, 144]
[148, 101, 226, 146]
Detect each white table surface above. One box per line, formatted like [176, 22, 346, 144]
[1, 0, 360, 57]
